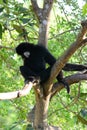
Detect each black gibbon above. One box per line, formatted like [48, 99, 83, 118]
[16, 42, 87, 93]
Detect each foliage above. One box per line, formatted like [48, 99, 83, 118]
[0, 0, 87, 129]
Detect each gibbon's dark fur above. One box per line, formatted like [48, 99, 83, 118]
[16, 42, 87, 93]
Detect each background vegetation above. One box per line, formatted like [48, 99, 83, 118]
[0, 0, 87, 129]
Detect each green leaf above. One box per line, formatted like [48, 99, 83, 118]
[12, 24, 23, 33]
[20, 18, 30, 24]
[0, 24, 2, 39]
[82, 4, 87, 15]
[3, 0, 8, 4]
[0, 0, 3, 4]
[0, 7, 4, 12]
[80, 93, 87, 97]
[18, 6, 28, 13]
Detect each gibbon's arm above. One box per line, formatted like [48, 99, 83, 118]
[44, 48, 87, 72]
[44, 48, 56, 66]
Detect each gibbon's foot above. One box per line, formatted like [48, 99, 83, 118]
[25, 76, 40, 85]
[60, 79, 70, 93]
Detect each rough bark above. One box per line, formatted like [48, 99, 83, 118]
[33, 92, 51, 130]
[31, 0, 54, 46]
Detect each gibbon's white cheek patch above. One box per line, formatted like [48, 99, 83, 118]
[24, 51, 30, 58]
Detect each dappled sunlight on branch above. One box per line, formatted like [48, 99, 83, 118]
[0, 82, 33, 100]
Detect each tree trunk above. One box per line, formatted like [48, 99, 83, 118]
[38, 20, 50, 47]
[29, 1, 62, 129]
[33, 84, 62, 130]
[33, 85, 51, 130]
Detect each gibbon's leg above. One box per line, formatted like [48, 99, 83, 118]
[20, 66, 39, 84]
[57, 71, 70, 93]
[39, 67, 70, 93]
[39, 67, 51, 83]
[20, 66, 36, 79]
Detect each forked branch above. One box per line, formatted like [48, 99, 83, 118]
[45, 20, 87, 94]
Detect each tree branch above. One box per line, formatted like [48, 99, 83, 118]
[45, 20, 87, 95]
[0, 83, 33, 100]
[0, 45, 14, 50]
[51, 72, 87, 97]
[31, 0, 43, 21]
[43, 0, 54, 17]
[31, 0, 54, 46]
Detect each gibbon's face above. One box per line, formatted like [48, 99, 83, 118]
[23, 51, 30, 58]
